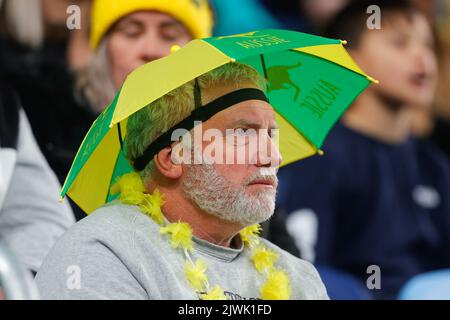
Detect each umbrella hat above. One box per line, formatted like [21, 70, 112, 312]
[61, 29, 376, 214]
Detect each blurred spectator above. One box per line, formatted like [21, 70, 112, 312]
[0, 81, 74, 274]
[0, 0, 92, 71]
[0, 0, 96, 222]
[1, 0, 213, 220]
[78, 0, 213, 111]
[277, 0, 450, 299]
[408, 0, 450, 161]
[42, 0, 93, 71]
[410, 107, 435, 138]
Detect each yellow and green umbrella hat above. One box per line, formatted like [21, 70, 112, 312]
[61, 29, 376, 214]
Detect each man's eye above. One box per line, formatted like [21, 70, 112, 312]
[269, 129, 279, 139]
[234, 128, 255, 137]
[235, 128, 247, 135]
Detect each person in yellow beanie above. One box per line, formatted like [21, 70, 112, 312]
[77, 0, 214, 112]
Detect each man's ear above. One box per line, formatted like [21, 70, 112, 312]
[154, 146, 183, 179]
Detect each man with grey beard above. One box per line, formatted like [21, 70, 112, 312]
[35, 62, 328, 300]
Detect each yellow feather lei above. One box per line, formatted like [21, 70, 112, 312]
[111, 172, 292, 300]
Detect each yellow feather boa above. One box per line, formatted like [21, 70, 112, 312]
[111, 172, 292, 300]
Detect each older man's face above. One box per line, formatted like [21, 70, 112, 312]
[181, 86, 282, 226]
[205, 100, 281, 187]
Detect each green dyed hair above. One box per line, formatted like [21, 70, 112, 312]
[125, 62, 266, 183]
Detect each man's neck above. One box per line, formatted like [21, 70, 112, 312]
[342, 91, 412, 144]
[153, 185, 243, 248]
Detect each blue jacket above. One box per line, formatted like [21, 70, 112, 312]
[277, 122, 450, 299]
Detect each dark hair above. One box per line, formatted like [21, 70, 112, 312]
[324, 0, 416, 48]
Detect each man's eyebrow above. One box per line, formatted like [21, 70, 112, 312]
[229, 119, 279, 130]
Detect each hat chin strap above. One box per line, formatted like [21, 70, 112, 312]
[132, 87, 269, 171]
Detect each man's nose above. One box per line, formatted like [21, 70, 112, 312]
[255, 132, 283, 168]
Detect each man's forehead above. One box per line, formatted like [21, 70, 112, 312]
[231, 100, 274, 117]
[214, 100, 276, 126]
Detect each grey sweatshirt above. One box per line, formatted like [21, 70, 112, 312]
[0, 109, 75, 272]
[35, 203, 329, 300]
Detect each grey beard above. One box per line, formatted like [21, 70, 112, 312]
[181, 164, 277, 226]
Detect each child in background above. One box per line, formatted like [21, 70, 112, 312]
[277, 0, 450, 299]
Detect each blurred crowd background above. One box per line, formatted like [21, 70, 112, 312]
[0, 0, 449, 300]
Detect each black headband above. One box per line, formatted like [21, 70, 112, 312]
[132, 86, 269, 171]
